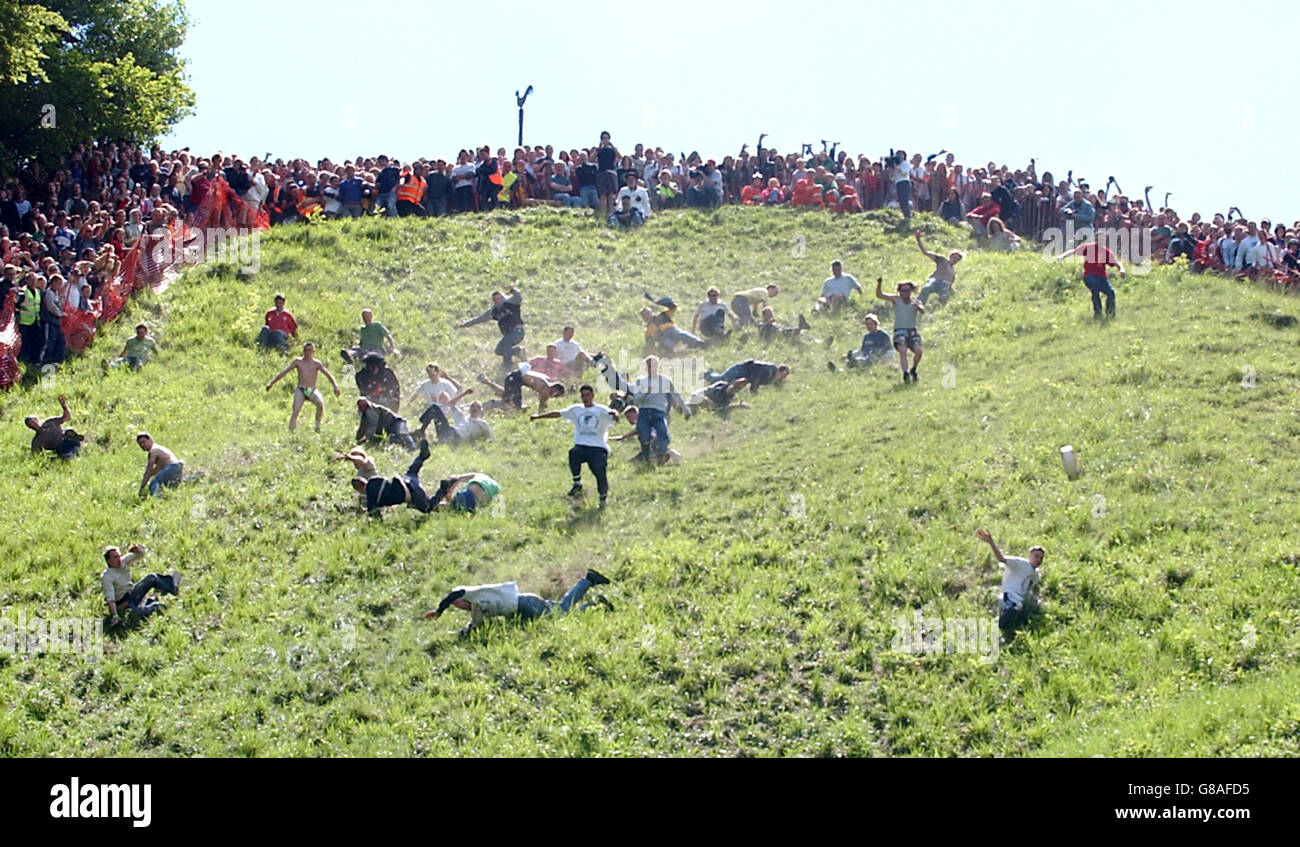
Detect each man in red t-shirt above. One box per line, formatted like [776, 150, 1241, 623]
[258, 293, 298, 352]
[740, 174, 766, 206]
[965, 192, 1001, 236]
[1056, 236, 1126, 318]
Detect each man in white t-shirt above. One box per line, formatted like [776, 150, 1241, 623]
[813, 261, 862, 314]
[531, 384, 619, 508]
[616, 173, 652, 219]
[552, 325, 594, 373]
[976, 528, 1043, 630]
[409, 362, 462, 418]
[424, 569, 612, 636]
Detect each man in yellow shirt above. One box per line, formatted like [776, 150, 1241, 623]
[730, 284, 780, 326]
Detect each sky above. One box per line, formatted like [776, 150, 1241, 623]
[162, 0, 1300, 220]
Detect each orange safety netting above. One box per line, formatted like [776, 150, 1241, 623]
[0, 177, 267, 389]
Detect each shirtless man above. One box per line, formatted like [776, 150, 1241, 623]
[265, 342, 341, 432]
[136, 433, 183, 498]
[477, 365, 565, 413]
[334, 447, 378, 480]
[914, 230, 965, 306]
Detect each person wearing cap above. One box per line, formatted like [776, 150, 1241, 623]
[692, 287, 738, 339]
[530, 383, 620, 508]
[457, 284, 526, 373]
[640, 291, 705, 352]
[813, 261, 862, 314]
[424, 569, 612, 636]
[829, 173, 862, 213]
[829, 313, 893, 371]
[976, 529, 1044, 631]
[265, 342, 342, 432]
[257, 295, 297, 352]
[354, 352, 402, 412]
[914, 230, 965, 306]
[875, 275, 925, 383]
[740, 174, 767, 205]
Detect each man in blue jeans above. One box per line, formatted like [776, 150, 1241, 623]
[136, 433, 183, 497]
[373, 155, 401, 217]
[457, 285, 525, 372]
[424, 569, 612, 636]
[100, 543, 181, 627]
[594, 353, 691, 463]
[1056, 234, 1125, 318]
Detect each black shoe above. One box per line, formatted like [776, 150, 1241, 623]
[567, 483, 583, 497]
[586, 569, 610, 586]
[633, 448, 650, 463]
[417, 438, 431, 461]
[599, 496, 607, 510]
[824, 335, 834, 348]
[902, 371, 910, 382]
[595, 595, 615, 612]
[827, 361, 837, 372]
[798, 314, 811, 331]
[340, 349, 352, 364]
[910, 369, 918, 382]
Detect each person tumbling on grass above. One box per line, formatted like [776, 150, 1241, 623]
[100, 543, 180, 628]
[875, 276, 924, 383]
[350, 437, 437, 516]
[975, 528, 1044, 630]
[530, 383, 620, 509]
[423, 570, 613, 636]
[914, 230, 964, 306]
[265, 342, 341, 432]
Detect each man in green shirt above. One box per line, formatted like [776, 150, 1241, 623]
[106, 323, 158, 370]
[341, 308, 399, 364]
[431, 472, 500, 514]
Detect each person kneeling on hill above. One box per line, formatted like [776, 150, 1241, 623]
[424, 569, 613, 636]
[355, 398, 417, 450]
[100, 543, 180, 628]
[976, 528, 1043, 631]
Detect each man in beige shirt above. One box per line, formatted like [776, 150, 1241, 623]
[100, 544, 181, 627]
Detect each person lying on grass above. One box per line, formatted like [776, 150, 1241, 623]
[477, 365, 565, 413]
[975, 528, 1044, 631]
[266, 342, 341, 432]
[700, 359, 790, 392]
[424, 569, 613, 636]
[686, 378, 751, 413]
[350, 437, 438, 516]
[334, 447, 378, 480]
[25, 394, 83, 459]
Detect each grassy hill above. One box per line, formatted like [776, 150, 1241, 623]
[2, 207, 1299, 756]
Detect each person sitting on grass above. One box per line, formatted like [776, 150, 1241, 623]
[552, 325, 595, 374]
[693, 286, 738, 340]
[608, 194, 645, 229]
[914, 230, 964, 306]
[355, 398, 418, 450]
[25, 394, 84, 459]
[423, 569, 612, 636]
[136, 433, 183, 498]
[104, 323, 158, 370]
[257, 293, 297, 353]
[986, 217, 1021, 252]
[875, 276, 924, 383]
[975, 528, 1043, 631]
[829, 313, 894, 371]
[641, 292, 707, 353]
[418, 399, 492, 445]
[729, 284, 780, 326]
[265, 342, 342, 432]
[341, 308, 399, 365]
[812, 261, 862, 315]
[477, 365, 566, 413]
[758, 307, 811, 344]
[100, 543, 180, 628]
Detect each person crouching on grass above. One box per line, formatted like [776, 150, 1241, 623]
[975, 528, 1043, 631]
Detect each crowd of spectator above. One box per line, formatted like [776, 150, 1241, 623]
[5, 133, 1300, 377]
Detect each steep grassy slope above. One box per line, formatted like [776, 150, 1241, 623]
[2, 207, 1298, 756]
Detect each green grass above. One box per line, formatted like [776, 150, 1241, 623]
[2, 206, 1299, 756]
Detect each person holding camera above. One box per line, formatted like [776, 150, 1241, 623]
[886, 149, 912, 219]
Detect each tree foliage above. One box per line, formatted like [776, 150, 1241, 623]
[0, 0, 195, 173]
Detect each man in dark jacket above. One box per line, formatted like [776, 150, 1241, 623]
[355, 353, 402, 412]
[355, 398, 417, 450]
[457, 285, 525, 372]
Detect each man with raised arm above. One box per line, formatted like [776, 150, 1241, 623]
[975, 528, 1044, 631]
[531, 383, 620, 508]
[266, 342, 341, 432]
[875, 276, 925, 383]
[914, 230, 965, 306]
